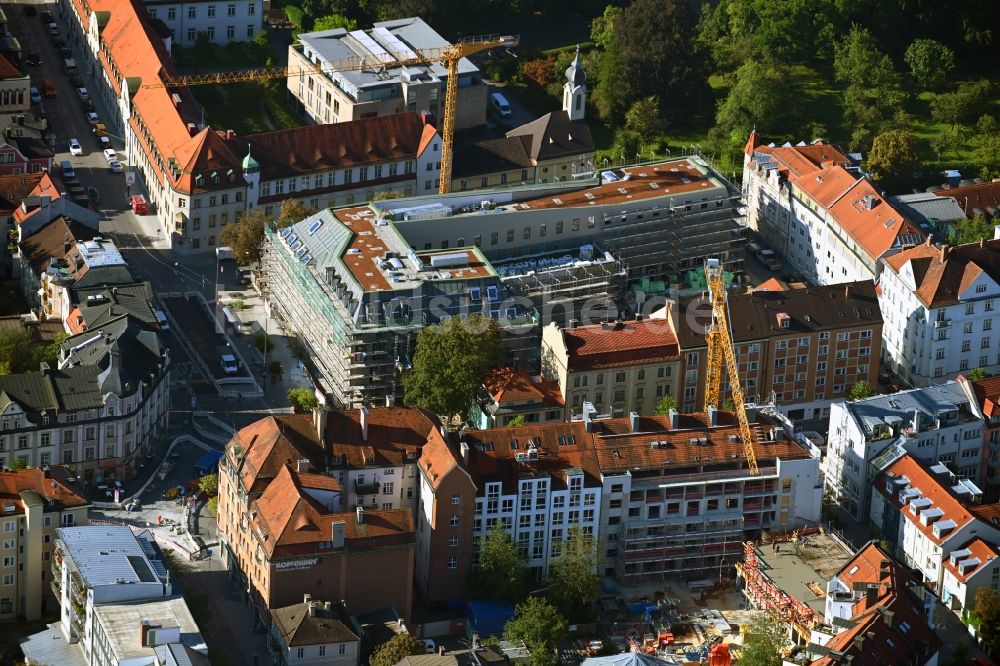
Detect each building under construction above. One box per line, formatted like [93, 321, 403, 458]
[377, 155, 745, 297]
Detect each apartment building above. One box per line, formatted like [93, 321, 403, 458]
[469, 366, 565, 429]
[217, 413, 417, 627]
[669, 280, 883, 419]
[870, 455, 1000, 592]
[812, 542, 940, 666]
[540, 318, 682, 419]
[262, 206, 532, 408]
[288, 19, 487, 130]
[961, 375, 1000, 499]
[825, 381, 985, 520]
[742, 133, 923, 286]
[269, 596, 360, 666]
[0, 54, 29, 113]
[880, 235, 1000, 387]
[416, 408, 821, 599]
[941, 537, 1000, 615]
[59, 0, 439, 254]
[145, 0, 263, 47]
[0, 468, 88, 622]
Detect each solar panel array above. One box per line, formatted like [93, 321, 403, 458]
[372, 26, 418, 61]
[349, 29, 394, 65]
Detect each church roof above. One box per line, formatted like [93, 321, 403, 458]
[565, 45, 586, 86]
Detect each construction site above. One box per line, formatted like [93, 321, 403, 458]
[736, 530, 854, 643]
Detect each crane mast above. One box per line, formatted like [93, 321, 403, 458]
[704, 259, 760, 476]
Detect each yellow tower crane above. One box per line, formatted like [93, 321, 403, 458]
[143, 34, 519, 195]
[703, 258, 759, 476]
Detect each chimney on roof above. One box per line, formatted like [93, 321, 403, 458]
[981, 237, 986, 249]
[707, 404, 718, 427]
[356, 506, 364, 524]
[296, 458, 309, 473]
[568, 319, 579, 329]
[583, 401, 596, 432]
[460, 441, 469, 464]
[386, 393, 395, 408]
[304, 593, 312, 605]
[331, 520, 345, 549]
[629, 411, 640, 433]
[360, 406, 369, 442]
[225, 129, 235, 140]
[994, 225, 1000, 241]
[926, 234, 933, 247]
[940, 244, 951, 262]
[668, 408, 679, 430]
[313, 405, 327, 443]
[139, 620, 150, 647]
[187, 123, 196, 136]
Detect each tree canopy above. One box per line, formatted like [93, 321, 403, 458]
[198, 474, 218, 495]
[847, 381, 875, 401]
[504, 597, 567, 666]
[370, 633, 428, 666]
[219, 207, 269, 266]
[866, 129, 921, 193]
[402, 315, 502, 418]
[715, 61, 800, 140]
[654, 395, 676, 416]
[287, 387, 319, 413]
[953, 215, 994, 245]
[311, 13, 358, 31]
[0, 329, 65, 376]
[470, 526, 528, 602]
[974, 587, 1000, 654]
[833, 25, 906, 150]
[278, 199, 319, 228]
[931, 80, 993, 130]
[738, 613, 786, 666]
[546, 527, 599, 621]
[903, 39, 954, 88]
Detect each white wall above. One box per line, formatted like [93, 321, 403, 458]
[146, 0, 264, 46]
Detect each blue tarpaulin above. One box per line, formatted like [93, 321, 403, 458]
[466, 601, 514, 637]
[193, 450, 224, 475]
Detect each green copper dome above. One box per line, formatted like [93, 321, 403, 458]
[242, 148, 260, 172]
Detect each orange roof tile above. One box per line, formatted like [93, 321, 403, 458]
[753, 277, 787, 292]
[0, 468, 88, 508]
[296, 471, 341, 493]
[562, 319, 679, 370]
[0, 173, 44, 213]
[418, 432, 464, 490]
[227, 415, 323, 494]
[969, 376, 1000, 417]
[0, 53, 24, 80]
[933, 180, 1000, 219]
[884, 238, 1000, 308]
[752, 141, 851, 180]
[251, 466, 413, 556]
[484, 367, 564, 406]
[874, 455, 976, 545]
[325, 407, 440, 468]
[942, 537, 999, 583]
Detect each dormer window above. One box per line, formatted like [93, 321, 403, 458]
[776, 312, 790, 329]
[212, 172, 220, 184]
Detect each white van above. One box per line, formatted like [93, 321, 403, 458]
[489, 92, 511, 119]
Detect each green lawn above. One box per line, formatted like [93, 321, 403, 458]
[192, 81, 301, 135]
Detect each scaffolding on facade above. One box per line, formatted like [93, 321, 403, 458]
[735, 539, 820, 641]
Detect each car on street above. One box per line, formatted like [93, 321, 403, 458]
[86, 112, 99, 125]
[26, 50, 41, 66]
[46, 22, 59, 36]
[87, 185, 100, 205]
[109, 160, 123, 174]
[29, 87, 41, 104]
[220, 353, 238, 374]
[98, 135, 111, 149]
[40, 10, 54, 21]
[154, 310, 170, 331]
[68, 139, 83, 156]
[70, 73, 84, 87]
[42, 80, 56, 97]
[103, 148, 118, 162]
[77, 87, 89, 100]
[82, 99, 95, 112]
[61, 160, 75, 178]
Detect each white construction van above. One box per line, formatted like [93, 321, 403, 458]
[489, 92, 512, 118]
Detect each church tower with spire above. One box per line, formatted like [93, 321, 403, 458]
[562, 45, 587, 122]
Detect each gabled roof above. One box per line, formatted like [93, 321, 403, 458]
[674, 280, 881, 348]
[505, 111, 594, 163]
[932, 180, 1000, 220]
[452, 134, 533, 178]
[884, 238, 1000, 308]
[816, 542, 940, 666]
[484, 367, 563, 406]
[227, 415, 324, 495]
[171, 128, 240, 193]
[0, 53, 24, 80]
[0, 366, 105, 413]
[560, 319, 679, 370]
[0, 468, 88, 510]
[0, 173, 44, 213]
[271, 600, 358, 647]
[325, 407, 440, 467]
[72, 282, 156, 330]
[969, 375, 1000, 417]
[18, 217, 92, 275]
[942, 537, 999, 583]
[251, 465, 414, 556]
[59, 313, 166, 395]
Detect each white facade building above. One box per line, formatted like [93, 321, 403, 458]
[940, 538, 1000, 614]
[880, 233, 1000, 386]
[742, 133, 923, 286]
[146, 0, 264, 47]
[825, 381, 986, 520]
[870, 456, 1000, 591]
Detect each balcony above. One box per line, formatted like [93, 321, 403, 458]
[354, 479, 379, 495]
[933, 319, 951, 328]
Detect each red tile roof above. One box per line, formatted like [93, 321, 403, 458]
[0, 53, 24, 80]
[561, 319, 679, 370]
[227, 415, 323, 494]
[0, 468, 88, 509]
[418, 433, 465, 490]
[251, 465, 413, 556]
[933, 180, 1000, 219]
[325, 407, 440, 468]
[0, 173, 43, 213]
[751, 140, 851, 180]
[942, 537, 999, 583]
[874, 455, 976, 545]
[968, 376, 1000, 418]
[753, 277, 787, 292]
[884, 238, 1000, 308]
[815, 543, 940, 666]
[485, 367, 564, 406]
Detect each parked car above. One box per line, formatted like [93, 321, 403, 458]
[109, 160, 123, 174]
[76, 87, 89, 100]
[98, 135, 111, 150]
[220, 353, 238, 374]
[103, 148, 118, 163]
[26, 50, 41, 66]
[68, 138, 83, 156]
[82, 99, 95, 112]
[130, 194, 148, 214]
[93, 122, 108, 137]
[70, 73, 84, 87]
[52, 36, 66, 48]
[86, 185, 100, 205]
[29, 87, 41, 104]
[61, 160, 75, 178]
[46, 22, 59, 36]
[154, 310, 170, 331]
[40, 10, 54, 22]
[86, 112, 99, 125]
[42, 80, 56, 97]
